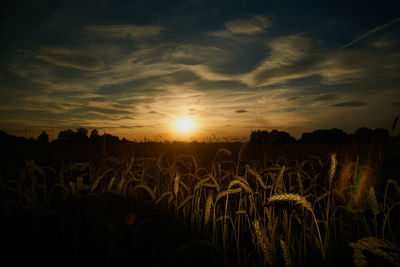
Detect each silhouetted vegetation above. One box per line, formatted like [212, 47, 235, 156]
[38, 131, 49, 144]
[249, 127, 393, 144]
[0, 126, 397, 146]
[249, 129, 296, 144]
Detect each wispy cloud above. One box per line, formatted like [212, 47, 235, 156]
[332, 101, 367, 107]
[162, 44, 231, 65]
[206, 15, 270, 41]
[341, 17, 400, 49]
[85, 25, 166, 40]
[312, 93, 339, 102]
[188, 32, 399, 90]
[225, 15, 271, 34]
[36, 47, 105, 71]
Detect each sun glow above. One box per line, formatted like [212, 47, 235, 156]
[175, 117, 195, 133]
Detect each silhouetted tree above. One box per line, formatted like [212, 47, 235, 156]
[249, 130, 296, 144]
[268, 130, 296, 144]
[38, 131, 49, 144]
[299, 128, 349, 144]
[373, 128, 390, 144]
[250, 130, 269, 143]
[351, 127, 389, 144]
[89, 129, 100, 143]
[57, 129, 74, 143]
[103, 133, 119, 144]
[75, 127, 89, 143]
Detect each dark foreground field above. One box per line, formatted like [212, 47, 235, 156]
[1, 142, 400, 266]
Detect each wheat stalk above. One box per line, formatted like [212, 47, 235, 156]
[328, 153, 337, 189]
[268, 193, 325, 259]
[116, 176, 126, 193]
[275, 165, 286, 193]
[194, 177, 211, 192]
[133, 184, 156, 200]
[368, 187, 379, 216]
[280, 239, 292, 267]
[247, 166, 266, 190]
[253, 219, 273, 266]
[350, 237, 400, 267]
[209, 175, 220, 192]
[216, 188, 242, 202]
[174, 173, 180, 198]
[91, 175, 104, 193]
[106, 177, 116, 192]
[229, 177, 252, 194]
[297, 172, 304, 195]
[155, 191, 172, 205]
[204, 193, 213, 224]
[177, 195, 193, 210]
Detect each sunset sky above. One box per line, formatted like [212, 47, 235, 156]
[0, 0, 399, 141]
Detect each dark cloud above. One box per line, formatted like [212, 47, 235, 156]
[332, 101, 367, 107]
[282, 107, 298, 112]
[119, 125, 143, 129]
[118, 98, 154, 105]
[312, 93, 339, 101]
[86, 96, 110, 102]
[119, 116, 135, 120]
[85, 25, 166, 40]
[235, 109, 248, 113]
[76, 106, 133, 115]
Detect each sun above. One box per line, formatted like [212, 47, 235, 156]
[175, 117, 195, 133]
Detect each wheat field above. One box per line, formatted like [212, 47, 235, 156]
[0, 143, 399, 266]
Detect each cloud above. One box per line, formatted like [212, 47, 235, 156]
[96, 79, 166, 96]
[119, 125, 142, 129]
[241, 35, 317, 86]
[188, 64, 235, 82]
[369, 34, 400, 49]
[162, 44, 231, 65]
[341, 17, 400, 49]
[312, 93, 339, 102]
[85, 25, 166, 40]
[36, 47, 105, 71]
[332, 101, 367, 107]
[235, 109, 248, 113]
[225, 15, 270, 34]
[188, 33, 399, 90]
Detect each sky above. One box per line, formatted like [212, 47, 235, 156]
[0, 0, 399, 141]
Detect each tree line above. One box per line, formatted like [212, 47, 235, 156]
[249, 128, 395, 144]
[0, 126, 398, 145]
[0, 128, 123, 145]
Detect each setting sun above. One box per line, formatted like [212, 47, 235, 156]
[175, 117, 195, 133]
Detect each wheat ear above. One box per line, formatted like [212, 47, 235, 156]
[268, 193, 325, 259]
[204, 193, 213, 224]
[253, 219, 273, 266]
[350, 237, 400, 267]
[267, 193, 312, 212]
